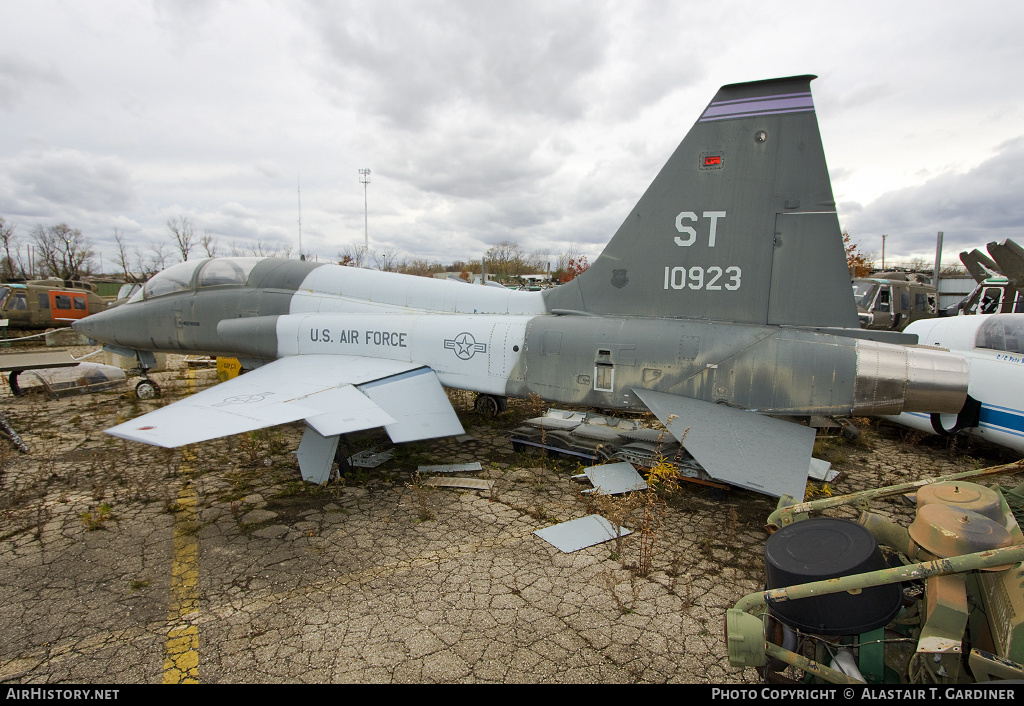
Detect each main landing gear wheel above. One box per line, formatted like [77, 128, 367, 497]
[135, 379, 160, 400]
[474, 393, 507, 417]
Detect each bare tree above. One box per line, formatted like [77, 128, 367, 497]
[113, 229, 138, 282]
[145, 241, 172, 276]
[555, 244, 584, 273]
[0, 218, 19, 281]
[200, 231, 219, 258]
[338, 242, 370, 268]
[31, 223, 94, 279]
[374, 246, 402, 272]
[167, 215, 197, 261]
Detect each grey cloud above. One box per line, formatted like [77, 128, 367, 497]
[1, 149, 138, 216]
[302, 0, 610, 129]
[0, 55, 70, 111]
[843, 136, 1024, 255]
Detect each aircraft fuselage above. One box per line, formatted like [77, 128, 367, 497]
[77, 259, 966, 420]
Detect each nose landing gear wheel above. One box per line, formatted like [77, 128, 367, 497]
[135, 379, 160, 400]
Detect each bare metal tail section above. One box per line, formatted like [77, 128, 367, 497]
[544, 75, 858, 328]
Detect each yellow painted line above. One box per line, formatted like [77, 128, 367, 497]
[163, 369, 200, 684]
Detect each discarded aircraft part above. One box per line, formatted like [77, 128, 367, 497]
[0, 350, 79, 374]
[916, 481, 1004, 521]
[541, 409, 586, 422]
[618, 427, 675, 444]
[522, 416, 581, 432]
[763, 518, 902, 636]
[9, 362, 126, 399]
[417, 462, 482, 474]
[0, 410, 28, 453]
[70, 76, 971, 492]
[510, 427, 615, 463]
[533, 514, 632, 554]
[807, 457, 837, 483]
[1, 351, 80, 395]
[571, 461, 648, 495]
[348, 449, 395, 468]
[908, 504, 1012, 560]
[570, 424, 624, 443]
[883, 314, 1024, 454]
[420, 476, 494, 493]
[728, 466, 1024, 684]
[636, 389, 816, 499]
[766, 461, 1024, 531]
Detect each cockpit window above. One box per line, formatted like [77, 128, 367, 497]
[976, 316, 1024, 355]
[197, 258, 262, 288]
[138, 259, 208, 300]
[852, 282, 878, 309]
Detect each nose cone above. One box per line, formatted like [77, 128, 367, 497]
[72, 307, 121, 345]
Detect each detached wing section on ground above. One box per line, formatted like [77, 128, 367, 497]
[633, 389, 816, 499]
[106, 355, 465, 482]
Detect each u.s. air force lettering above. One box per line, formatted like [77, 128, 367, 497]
[445, 332, 487, 360]
[309, 327, 408, 347]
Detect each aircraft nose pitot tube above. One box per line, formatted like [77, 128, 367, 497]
[852, 340, 969, 416]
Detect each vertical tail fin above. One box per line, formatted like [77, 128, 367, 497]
[544, 75, 859, 328]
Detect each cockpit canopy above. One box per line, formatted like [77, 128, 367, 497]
[128, 258, 263, 303]
[975, 316, 1024, 355]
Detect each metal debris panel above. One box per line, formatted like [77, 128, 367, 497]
[421, 477, 494, 491]
[417, 462, 483, 474]
[808, 457, 838, 482]
[534, 514, 633, 553]
[575, 461, 648, 495]
[348, 449, 394, 468]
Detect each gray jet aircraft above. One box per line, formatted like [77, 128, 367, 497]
[73, 75, 971, 498]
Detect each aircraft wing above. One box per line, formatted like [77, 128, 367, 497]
[105, 354, 464, 448]
[633, 389, 816, 499]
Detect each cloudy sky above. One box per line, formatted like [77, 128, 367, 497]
[2, 0, 1023, 274]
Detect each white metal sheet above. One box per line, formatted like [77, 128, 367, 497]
[577, 461, 648, 495]
[533, 514, 633, 553]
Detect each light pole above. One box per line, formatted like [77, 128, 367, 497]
[359, 168, 371, 263]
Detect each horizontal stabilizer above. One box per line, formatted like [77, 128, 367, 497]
[104, 354, 450, 448]
[633, 389, 815, 499]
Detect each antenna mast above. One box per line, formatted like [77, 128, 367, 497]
[297, 175, 303, 260]
[359, 168, 371, 261]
